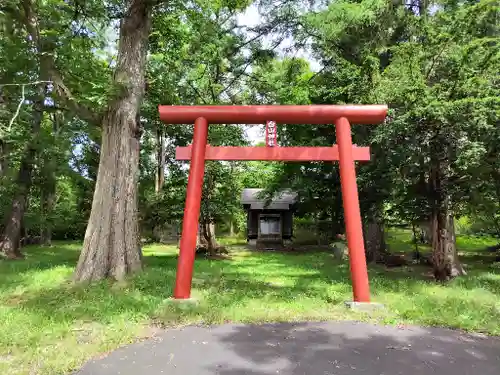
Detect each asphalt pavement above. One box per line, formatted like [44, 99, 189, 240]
[76, 321, 500, 375]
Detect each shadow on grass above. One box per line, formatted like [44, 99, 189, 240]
[0, 243, 82, 296]
[5, 239, 500, 333]
[2, 238, 499, 375]
[6, 248, 340, 328]
[0, 242, 81, 269]
[9, 255, 178, 325]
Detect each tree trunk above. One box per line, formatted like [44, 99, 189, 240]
[314, 214, 321, 245]
[0, 103, 43, 258]
[491, 170, 500, 237]
[0, 0, 52, 258]
[363, 218, 386, 263]
[420, 221, 432, 244]
[40, 114, 60, 246]
[431, 209, 465, 280]
[229, 220, 234, 237]
[418, 0, 428, 16]
[0, 139, 7, 177]
[202, 221, 218, 255]
[429, 149, 465, 281]
[411, 223, 421, 260]
[151, 126, 165, 241]
[74, 0, 152, 282]
[40, 176, 55, 246]
[155, 126, 165, 194]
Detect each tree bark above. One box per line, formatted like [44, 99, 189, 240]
[74, 0, 152, 282]
[202, 221, 218, 255]
[429, 145, 465, 281]
[431, 208, 465, 280]
[363, 218, 386, 263]
[155, 125, 165, 194]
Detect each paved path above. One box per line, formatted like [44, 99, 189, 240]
[76, 321, 500, 375]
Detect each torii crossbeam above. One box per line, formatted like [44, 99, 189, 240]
[158, 105, 388, 304]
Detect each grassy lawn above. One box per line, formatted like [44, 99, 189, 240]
[1, 232, 499, 374]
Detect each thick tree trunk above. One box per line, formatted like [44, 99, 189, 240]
[431, 209, 465, 280]
[155, 126, 165, 194]
[363, 218, 386, 263]
[74, 0, 152, 282]
[429, 149, 465, 281]
[202, 221, 218, 255]
[0, 104, 43, 258]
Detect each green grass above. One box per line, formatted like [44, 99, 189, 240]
[1, 233, 499, 374]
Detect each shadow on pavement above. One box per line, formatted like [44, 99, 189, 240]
[77, 321, 500, 375]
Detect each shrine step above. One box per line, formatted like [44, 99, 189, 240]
[256, 239, 285, 251]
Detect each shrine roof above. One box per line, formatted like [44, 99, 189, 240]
[241, 188, 297, 210]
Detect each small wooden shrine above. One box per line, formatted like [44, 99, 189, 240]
[241, 188, 297, 245]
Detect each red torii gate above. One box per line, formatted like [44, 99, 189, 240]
[158, 105, 388, 303]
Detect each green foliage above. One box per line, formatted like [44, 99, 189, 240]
[370, 0, 499, 226]
[140, 167, 187, 233]
[24, 175, 88, 239]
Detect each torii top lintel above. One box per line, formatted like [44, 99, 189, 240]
[158, 105, 388, 125]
